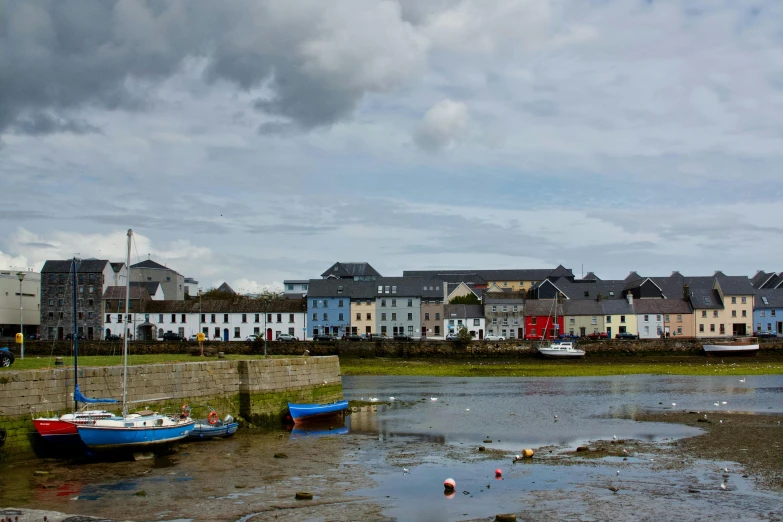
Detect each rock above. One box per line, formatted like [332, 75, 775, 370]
[483, 439, 493, 443]
[688, 489, 700, 493]
[495, 514, 517, 522]
[697, 418, 711, 423]
[218, 351, 225, 359]
[576, 446, 589, 452]
[274, 453, 289, 459]
[608, 486, 619, 493]
[295, 491, 313, 500]
[478, 446, 486, 452]
[134, 490, 147, 497]
[522, 449, 534, 458]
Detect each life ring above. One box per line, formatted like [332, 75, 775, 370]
[180, 404, 190, 418]
[207, 411, 219, 425]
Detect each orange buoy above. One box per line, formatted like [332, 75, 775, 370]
[444, 478, 456, 492]
[522, 449, 534, 458]
[207, 411, 219, 425]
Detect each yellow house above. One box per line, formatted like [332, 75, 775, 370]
[690, 276, 754, 338]
[350, 298, 375, 336]
[562, 300, 606, 337]
[602, 296, 638, 338]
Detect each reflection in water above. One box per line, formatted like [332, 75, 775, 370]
[288, 417, 350, 439]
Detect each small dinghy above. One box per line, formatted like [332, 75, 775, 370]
[188, 412, 239, 440]
[287, 400, 348, 424]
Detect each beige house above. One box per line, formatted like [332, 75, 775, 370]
[562, 300, 605, 337]
[689, 276, 754, 338]
[351, 298, 375, 336]
[0, 269, 40, 338]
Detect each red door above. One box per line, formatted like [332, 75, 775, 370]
[266, 328, 272, 340]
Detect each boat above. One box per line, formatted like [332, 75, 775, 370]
[76, 230, 194, 451]
[33, 258, 120, 443]
[538, 341, 586, 358]
[287, 400, 349, 424]
[187, 412, 239, 440]
[702, 337, 759, 357]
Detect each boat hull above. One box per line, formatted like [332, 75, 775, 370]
[33, 419, 79, 439]
[288, 400, 348, 424]
[538, 349, 586, 359]
[187, 421, 239, 440]
[77, 421, 194, 450]
[703, 344, 759, 357]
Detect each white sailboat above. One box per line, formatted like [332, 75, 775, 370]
[537, 296, 585, 358]
[76, 229, 194, 451]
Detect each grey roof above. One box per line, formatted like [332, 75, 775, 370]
[542, 278, 627, 300]
[631, 299, 693, 314]
[562, 300, 604, 316]
[523, 299, 563, 317]
[549, 265, 574, 278]
[130, 259, 180, 273]
[714, 274, 754, 295]
[102, 286, 150, 300]
[688, 288, 724, 309]
[321, 262, 380, 279]
[216, 282, 236, 295]
[624, 271, 642, 282]
[601, 299, 635, 315]
[130, 281, 161, 296]
[145, 298, 306, 313]
[402, 267, 570, 283]
[308, 277, 424, 298]
[751, 270, 774, 288]
[484, 292, 526, 304]
[283, 279, 310, 285]
[443, 304, 484, 318]
[42, 259, 109, 273]
[753, 289, 783, 308]
[583, 272, 600, 281]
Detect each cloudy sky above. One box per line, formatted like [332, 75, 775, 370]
[2, 0, 782, 292]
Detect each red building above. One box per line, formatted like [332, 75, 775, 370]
[523, 299, 564, 340]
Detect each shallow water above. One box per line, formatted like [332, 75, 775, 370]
[1, 374, 782, 521]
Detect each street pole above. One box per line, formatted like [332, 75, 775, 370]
[17, 272, 25, 359]
[198, 289, 203, 356]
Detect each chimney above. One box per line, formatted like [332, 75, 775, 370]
[683, 284, 690, 300]
[626, 291, 633, 305]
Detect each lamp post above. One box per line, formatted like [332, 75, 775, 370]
[198, 289, 203, 356]
[16, 272, 25, 359]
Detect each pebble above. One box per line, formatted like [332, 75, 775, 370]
[295, 491, 313, 500]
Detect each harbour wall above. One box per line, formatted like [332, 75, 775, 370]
[0, 356, 342, 459]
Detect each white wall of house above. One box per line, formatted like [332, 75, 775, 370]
[444, 316, 485, 337]
[636, 313, 664, 339]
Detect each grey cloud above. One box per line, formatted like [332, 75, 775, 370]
[21, 241, 57, 248]
[0, 210, 54, 220]
[0, 0, 426, 135]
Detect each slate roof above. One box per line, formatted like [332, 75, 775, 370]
[402, 267, 571, 283]
[321, 262, 380, 279]
[443, 304, 485, 318]
[484, 292, 526, 304]
[714, 274, 754, 295]
[102, 286, 150, 300]
[631, 299, 692, 315]
[751, 270, 775, 288]
[41, 259, 109, 273]
[307, 277, 425, 298]
[130, 281, 161, 296]
[601, 299, 635, 315]
[688, 288, 724, 309]
[145, 298, 306, 313]
[110, 262, 125, 273]
[216, 282, 236, 295]
[542, 278, 627, 300]
[624, 271, 642, 282]
[562, 300, 604, 316]
[523, 299, 563, 317]
[583, 272, 600, 281]
[754, 289, 783, 308]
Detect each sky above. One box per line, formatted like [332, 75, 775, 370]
[1, 0, 783, 293]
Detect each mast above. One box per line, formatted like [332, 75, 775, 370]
[122, 229, 132, 416]
[72, 257, 79, 412]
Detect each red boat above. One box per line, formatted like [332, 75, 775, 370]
[34, 411, 116, 440]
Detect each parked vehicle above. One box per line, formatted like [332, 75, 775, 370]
[65, 333, 87, 341]
[367, 333, 390, 341]
[615, 332, 639, 340]
[755, 331, 777, 338]
[0, 347, 14, 367]
[393, 334, 415, 341]
[445, 333, 460, 341]
[484, 334, 505, 341]
[161, 332, 186, 341]
[105, 334, 122, 341]
[558, 333, 580, 340]
[313, 334, 336, 342]
[586, 332, 609, 340]
[277, 333, 298, 342]
[345, 334, 364, 342]
[245, 334, 262, 342]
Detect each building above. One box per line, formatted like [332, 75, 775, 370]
[562, 299, 605, 337]
[102, 286, 153, 339]
[144, 298, 307, 341]
[523, 299, 563, 340]
[321, 262, 381, 281]
[130, 259, 185, 300]
[633, 299, 694, 338]
[284, 279, 310, 298]
[484, 293, 525, 339]
[0, 269, 40, 338]
[307, 279, 354, 338]
[443, 304, 485, 338]
[374, 277, 422, 337]
[130, 281, 164, 300]
[183, 277, 199, 297]
[40, 259, 114, 340]
[753, 289, 783, 335]
[602, 295, 637, 338]
[421, 284, 445, 339]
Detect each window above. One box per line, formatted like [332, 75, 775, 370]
[473, 318, 480, 326]
[159, 314, 164, 323]
[277, 314, 282, 323]
[772, 310, 777, 317]
[337, 285, 343, 294]
[391, 313, 397, 320]
[106, 314, 111, 323]
[742, 310, 747, 317]
[677, 315, 682, 322]
[381, 326, 387, 334]
[312, 300, 318, 308]
[48, 299, 54, 306]
[731, 310, 737, 317]
[569, 318, 575, 324]
[58, 298, 63, 306]
[719, 324, 725, 334]
[338, 313, 344, 321]
[408, 313, 413, 320]
[385, 286, 390, 293]
[366, 313, 371, 320]
[761, 310, 766, 317]
[449, 319, 455, 326]
[287, 284, 293, 291]
[591, 316, 597, 325]
[741, 296, 746, 304]
[664, 315, 670, 322]
[378, 285, 383, 293]
[434, 325, 440, 335]
[531, 317, 537, 325]
[166, 276, 171, 282]
[425, 312, 430, 320]
[255, 314, 260, 323]
[407, 299, 412, 307]
[702, 311, 707, 318]
[381, 299, 387, 307]
[356, 313, 361, 320]
[118, 314, 123, 323]
[768, 323, 772, 330]
[713, 311, 718, 318]
[171, 314, 176, 323]
[492, 318, 498, 325]
[391, 286, 397, 294]
[699, 324, 704, 332]
[214, 327, 220, 338]
[710, 324, 715, 332]
[242, 314, 247, 323]
[513, 305, 518, 312]
[338, 300, 344, 308]
[492, 305, 497, 312]
[89, 274, 94, 283]
[88, 299, 94, 307]
[224, 314, 229, 323]
[267, 314, 272, 323]
[234, 327, 240, 338]
[382, 313, 387, 321]
[644, 315, 649, 322]
[731, 296, 736, 304]
[289, 314, 294, 323]
[312, 313, 317, 320]
[323, 313, 328, 321]
[88, 286, 94, 293]
[391, 299, 397, 307]
[182, 314, 186, 323]
[620, 316, 626, 323]
[503, 281, 507, 286]
[606, 316, 612, 324]
[435, 313, 440, 320]
[211, 314, 216, 323]
[78, 311, 83, 320]
[59, 312, 64, 319]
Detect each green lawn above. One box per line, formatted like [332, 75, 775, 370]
[338, 356, 783, 377]
[0, 353, 286, 371]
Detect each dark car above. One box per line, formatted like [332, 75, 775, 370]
[755, 331, 777, 338]
[586, 332, 609, 340]
[345, 334, 364, 342]
[367, 333, 390, 341]
[0, 347, 14, 367]
[161, 332, 186, 341]
[557, 333, 579, 340]
[65, 333, 87, 341]
[312, 334, 336, 342]
[105, 334, 122, 341]
[393, 334, 415, 341]
[615, 332, 638, 340]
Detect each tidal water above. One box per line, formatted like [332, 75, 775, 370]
[1, 374, 782, 521]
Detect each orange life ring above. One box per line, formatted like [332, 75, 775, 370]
[207, 411, 219, 425]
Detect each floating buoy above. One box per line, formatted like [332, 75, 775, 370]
[495, 468, 502, 477]
[522, 449, 534, 458]
[444, 478, 456, 492]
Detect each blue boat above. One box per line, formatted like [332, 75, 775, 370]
[76, 411, 195, 450]
[287, 400, 348, 424]
[188, 413, 239, 440]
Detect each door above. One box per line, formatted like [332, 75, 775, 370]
[266, 328, 272, 341]
[606, 327, 612, 338]
[57, 327, 64, 340]
[223, 328, 229, 342]
[478, 329, 483, 340]
[579, 327, 586, 337]
[366, 326, 371, 335]
[106, 328, 112, 339]
[519, 327, 524, 338]
[421, 326, 426, 338]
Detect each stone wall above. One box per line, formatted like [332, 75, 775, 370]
[0, 356, 342, 459]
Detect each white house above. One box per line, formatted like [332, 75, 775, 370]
[443, 304, 486, 339]
[142, 299, 307, 341]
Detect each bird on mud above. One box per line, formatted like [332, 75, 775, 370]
[720, 483, 727, 491]
[403, 467, 409, 474]
[431, 397, 438, 401]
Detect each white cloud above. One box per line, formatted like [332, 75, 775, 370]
[414, 99, 469, 151]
